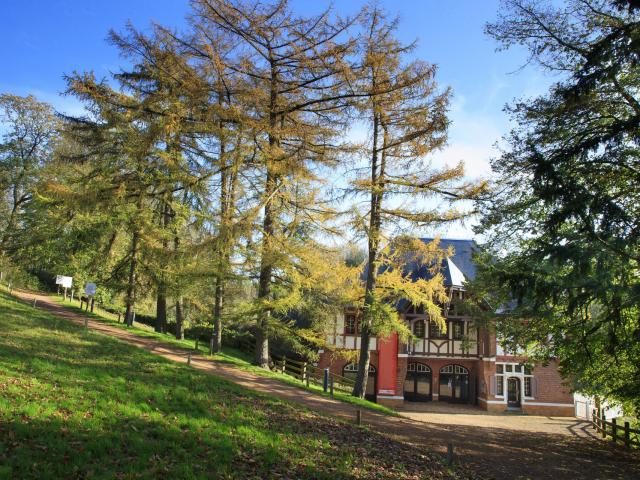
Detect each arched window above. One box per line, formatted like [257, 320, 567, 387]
[439, 364, 469, 402]
[342, 363, 376, 401]
[407, 362, 431, 373]
[342, 363, 376, 373]
[413, 320, 426, 338]
[404, 362, 432, 401]
[440, 364, 468, 375]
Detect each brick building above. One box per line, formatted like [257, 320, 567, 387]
[317, 238, 575, 416]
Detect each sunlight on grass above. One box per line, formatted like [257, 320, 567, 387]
[47, 292, 396, 416]
[0, 290, 459, 479]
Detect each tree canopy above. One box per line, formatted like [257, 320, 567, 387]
[478, 0, 640, 414]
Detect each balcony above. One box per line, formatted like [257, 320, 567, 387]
[400, 337, 478, 357]
[401, 314, 479, 358]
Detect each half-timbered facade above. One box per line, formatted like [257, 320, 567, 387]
[317, 238, 575, 416]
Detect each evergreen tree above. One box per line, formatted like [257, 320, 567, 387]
[479, 0, 640, 414]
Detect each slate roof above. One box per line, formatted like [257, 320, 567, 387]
[362, 237, 479, 290]
[420, 238, 478, 287]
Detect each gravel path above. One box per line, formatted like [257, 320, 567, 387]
[12, 289, 640, 480]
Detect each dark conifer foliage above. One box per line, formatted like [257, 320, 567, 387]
[479, 0, 640, 414]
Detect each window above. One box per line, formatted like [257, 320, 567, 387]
[343, 363, 376, 373]
[413, 320, 426, 338]
[452, 321, 464, 340]
[496, 363, 535, 398]
[524, 377, 532, 397]
[429, 322, 447, 339]
[344, 313, 357, 334]
[407, 362, 431, 373]
[440, 364, 468, 375]
[343, 363, 376, 399]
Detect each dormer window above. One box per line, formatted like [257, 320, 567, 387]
[344, 313, 357, 335]
[413, 320, 426, 338]
[452, 321, 464, 339]
[429, 321, 447, 339]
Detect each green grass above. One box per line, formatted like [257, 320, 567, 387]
[47, 293, 397, 417]
[0, 291, 465, 479]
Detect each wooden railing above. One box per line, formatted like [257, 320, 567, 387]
[400, 338, 478, 357]
[592, 409, 640, 450]
[272, 355, 356, 396]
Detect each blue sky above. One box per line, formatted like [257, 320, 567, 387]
[0, 0, 553, 238]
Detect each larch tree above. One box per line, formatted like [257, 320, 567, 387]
[107, 24, 215, 335]
[60, 69, 202, 327]
[180, 21, 253, 354]
[349, 7, 489, 398]
[191, 0, 359, 367]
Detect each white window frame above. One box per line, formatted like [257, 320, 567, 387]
[495, 362, 535, 401]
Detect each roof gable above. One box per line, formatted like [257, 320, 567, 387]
[420, 238, 478, 287]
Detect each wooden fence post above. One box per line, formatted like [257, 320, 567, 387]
[612, 418, 617, 444]
[302, 362, 307, 384]
[592, 411, 596, 430]
[330, 375, 334, 398]
[601, 411, 607, 439]
[281, 358, 286, 374]
[624, 422, 631, 450]
[446, 443, 454, 466]
[356, 409, 361, 425]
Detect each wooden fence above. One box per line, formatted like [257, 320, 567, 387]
[592, 408, 640, 450]
[272, 355, 356, 397]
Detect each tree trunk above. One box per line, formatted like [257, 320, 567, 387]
[156, 200, 170, 333]
[156, 284, 167, 333]
[211, 276, 223, 353]
[255, 169, 276, 368]
[354, 111, 383, 398]
[175, 297, 185, 340]
[0, 192, 21, 252]
[211, 121, 227, 355]
[124, 229, 140, 327]
[254, 61, 279, 369]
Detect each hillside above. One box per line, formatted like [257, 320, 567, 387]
[0, 291, 472, 480]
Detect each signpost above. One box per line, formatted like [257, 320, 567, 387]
[84, 283, 96, 312]
[55, 276, 73, 300]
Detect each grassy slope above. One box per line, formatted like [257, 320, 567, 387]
[48, 294, 396, 416]
[0, 292, 466, 479]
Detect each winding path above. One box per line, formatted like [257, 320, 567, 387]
[11, 289, 640, 480]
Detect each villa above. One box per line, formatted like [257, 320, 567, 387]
[317, 239, 575, 416]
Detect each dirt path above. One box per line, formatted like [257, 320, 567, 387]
[11, 290, 640, 480]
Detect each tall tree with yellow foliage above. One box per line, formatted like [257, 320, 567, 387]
[191, 0, 360, 367]
[349, 7, 489, 398]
